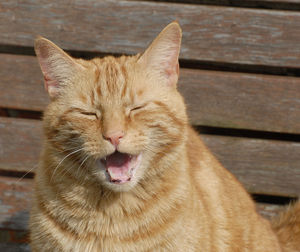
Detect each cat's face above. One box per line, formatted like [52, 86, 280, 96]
[36, 22, 187, 191]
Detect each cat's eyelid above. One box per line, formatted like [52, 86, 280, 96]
[131, 103, 147, 111]
[73, 108, 99, 119]
[131, 105, 143, 111]
[81, 111, 97, 116]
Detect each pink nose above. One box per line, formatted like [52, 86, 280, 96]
[103, 131, 125, 147]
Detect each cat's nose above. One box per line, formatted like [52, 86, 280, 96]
[103, 131, 125, 147]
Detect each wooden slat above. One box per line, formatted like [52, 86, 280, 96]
[201, 134, 300, 197]
[0, 243, 30, 252]
[0, 176, 32, 231]
[1, 54, 299, 134]
[180, 69, 300, 134]
[0, 55, 47, 111]
[0, 117, 42, 173]
[256, 203, 285, 219]
[0, 175, 288, 232]
[1, 1, 300, 67]
[0, 117, 299, 197]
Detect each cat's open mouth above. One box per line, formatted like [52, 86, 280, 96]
[101, 151, 141, 184]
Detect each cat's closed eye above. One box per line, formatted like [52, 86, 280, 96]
[80, 111, 99, 119]
[130, 105, 145, 112]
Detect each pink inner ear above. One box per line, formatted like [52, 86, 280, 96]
[165, 62, 179, 76]
[38, 52, 61, 97]
[164, 59, 179, 86]
[43, 74, 59, 96]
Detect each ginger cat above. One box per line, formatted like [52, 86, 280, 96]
[30, 22, 300, 251]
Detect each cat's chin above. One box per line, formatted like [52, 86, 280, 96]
[95, 151, 142, 192]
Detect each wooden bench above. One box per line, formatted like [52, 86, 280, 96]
[0, 0, 299, 250]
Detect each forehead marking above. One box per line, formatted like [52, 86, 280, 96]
[121, 64, 129, 98]
[105, 61, 119, 95]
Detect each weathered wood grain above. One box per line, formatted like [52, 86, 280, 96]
[0, 176, 32, 231]
[0, 117, 42, 173]
[0, 55, 47, 111]
[1, 54, 299, 133]
[0, 117, 299, 197]
[0, 243, 30, 252]
[256, 203, 285, 219]
[180, 69, 300, 134]
[201, 134, 300, 197]
[1, 1, 300, 67]
[0, 175, 288, 232]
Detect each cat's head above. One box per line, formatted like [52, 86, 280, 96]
[35, 22, 188, 192]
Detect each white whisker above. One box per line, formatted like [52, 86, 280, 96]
[17, 164, 38, 183]
[77, 155, 89, 175]
[51, 147, 85, 182]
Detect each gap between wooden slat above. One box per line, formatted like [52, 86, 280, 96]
[139, 0, 300, 11]
[196, 126, 300, 143]
[2, 45, 300, 77]
[252, 193, 297, 205]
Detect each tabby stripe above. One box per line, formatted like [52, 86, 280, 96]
[112, 61, 121, 94]
[121, 198, 184, 243]
[38, 185, 183, 245]
[120, 64, 128, 98]
[124, 168, 181, 220]
[147, 122, 183, 147]
[45, 131, 63, 150]
[187, 154, 213, 248]
[152, 100, 185, 128]
[96, 85, 102, 98]
[192, 176, 215, 250]
[43, 160, 93, 208]
[90, 89, 95, 106]
[45, 163, 154, 222]
[45, 163, 122, 218]
[42, 170, 90, 213]
[37, 192, 103, 243]
[42, 155, 184, 241]
[37, 195, 82, 241]
[150, 140, 182, 173]
[138, 110, 184, 136]
[105, 61, 118, 95]
[92, 60, 101, 85]
[55, 107, 81, 129]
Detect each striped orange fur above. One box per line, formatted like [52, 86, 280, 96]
[30, 22, 300, 251]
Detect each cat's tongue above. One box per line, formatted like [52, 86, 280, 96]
[105, 152, 132, 183]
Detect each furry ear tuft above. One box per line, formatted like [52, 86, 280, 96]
[34, 37, 83, 98]
[138, 21, 182, 86]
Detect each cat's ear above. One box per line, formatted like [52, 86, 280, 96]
[34, 37, 83, 98]
[138, 21, 182, 86]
